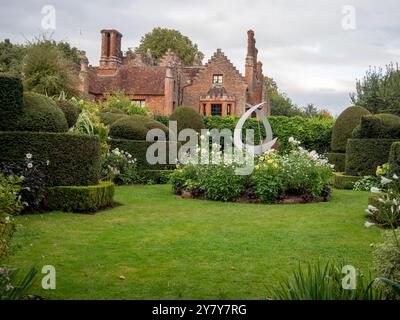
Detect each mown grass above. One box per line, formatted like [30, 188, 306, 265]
[6, 185, 382, 299]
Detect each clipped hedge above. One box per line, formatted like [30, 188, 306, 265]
[0, 92, 68, 132]
[170, 106, 205, 133]
[0, 131, 101, 186]
[204, 115, 334, 153]
[326, 152, 346, 172]
[99, 112, 127, 126]
[45, 182, 115, 213]
[109, 138, 177, 170]
[345, 139, 399, 176]
[142, 169, 175, 184]
[110, 115, 168, 140]
[353, 114, 400, 139]
[331, 173, 361, 189]
[331, 106, 370, 152]
[56, 100, 82, 128]
[0, 75, 23, 118]
[389, 141, 400, 176]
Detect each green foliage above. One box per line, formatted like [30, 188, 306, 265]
[110, 115, 168, 141]
[170, 106, 205, 134]
[0, 267, 37, 300]
[0, 92, 68, 132]
[203, 115, 334, 154]
[109, 139, 177, 170]
[45, 182, 115, 213]
[250, 165, 284, 202]
[373, 229, 400, 298]
[267, 260, 382, 300]
[351, 63, 400, 115]
[0, 132, 101, 187]
[0, 174, 23, 259]
[326, 152, 346, 172]
[137, 27, 204, 65]
[70, 109, 109, 156]
[98, 111, 127, 126]
[269, 92, 303, 117]
[0, 75, 23, 120]
[389, 142, 400, 177]
[23, 40, 79, 97]
[56, 99, 82, 128]
[101, 91, 149, 116]
[153, 114, 169, 127]
[141, 170, 175, 184]
[332, 173, 361, 190]
[331, 106, 371, 152]
[353, 176, 380, 191]
[345, 139, 399, 176]
[101, 148, 141, 185]
[353, 114, 400, 139]
[0, 39, 26, 75]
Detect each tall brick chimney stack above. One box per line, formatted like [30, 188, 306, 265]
[99, 29, 122, 71]
[245, 30, 257, 100]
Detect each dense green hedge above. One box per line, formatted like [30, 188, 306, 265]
[110, 115, 168, 140]
[331, 106, 370, 152]
[0, 132, 101, 186]
[345, 139, 399, 176]
[331, 173, 361, 189]
[45, 182, 115, 213]
[109, 138, 177, 170]
[326, 152, 346, 172]
[56, 100, 82, 128]
[203, 116, 334, 153]
[170, 106, 205, 133]
[99, 112, 127, 126]
[141, 169, 175, 184]
[353, 114, 400, 139]
[0, 92, 68, 132]
[389, 141, 400, 176]
[0, 75, 23, 119]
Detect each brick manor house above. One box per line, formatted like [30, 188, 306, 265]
[78, 29, 269, 116]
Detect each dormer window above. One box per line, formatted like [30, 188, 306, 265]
[212, 74, 223, 84]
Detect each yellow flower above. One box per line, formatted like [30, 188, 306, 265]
[255, 165, 260, 170]
[267, 159, 273, 164]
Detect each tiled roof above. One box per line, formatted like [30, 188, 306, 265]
[89, 65, 166, 95]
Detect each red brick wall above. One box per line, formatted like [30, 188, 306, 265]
[182, 51, 248, 115]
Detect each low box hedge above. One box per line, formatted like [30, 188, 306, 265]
[142, 169, 175, 184]
[326, 152, 346, 172]
[332, 173, 361, 189]
[0, 131, 101, 186]
[109, 138, 177, 170]
[345, 139, 400, 176]
[45, 182, 115, 213]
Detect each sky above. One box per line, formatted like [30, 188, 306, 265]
[1, 0, 400, 116]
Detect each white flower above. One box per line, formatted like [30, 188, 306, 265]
[46, 160, 50, 166]
[27, 162, 33, 169]
[393, 174, 399, 180]
[364, 221, 376, 228]
[367, 205, 378, 212]
[4, 216, 10, 224]
[26, 153, 32, 159]
[380, 176, 392, 185]
[370, 187, 381, 193]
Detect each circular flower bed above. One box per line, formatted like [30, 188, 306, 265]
[170, 138, 334, 204]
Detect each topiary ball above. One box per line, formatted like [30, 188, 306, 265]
[0, 92, 68, 132]
[99, 112, 128, 126]
[110, 115, 168, 140]
[331, 106, 371, 152]
[353, 113, 400, 139]
[169, 106, 205, 134]
[56, 100, 82, 128]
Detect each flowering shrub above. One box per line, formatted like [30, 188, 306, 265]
[353, 176, 381, 191]
[170, 137, 334, 203]
[0, 173, 24, 259]
[365, 175, 400, 228]
[101, 91, 149, 116]
[101, 148, 141, 185]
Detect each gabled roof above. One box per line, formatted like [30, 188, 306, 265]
[89, 65, 166, 95]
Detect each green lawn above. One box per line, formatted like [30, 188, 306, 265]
[6, 185, 382, 299]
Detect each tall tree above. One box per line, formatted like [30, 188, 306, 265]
[136, 27, 204, 65]
[351, 63, 400, 115]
